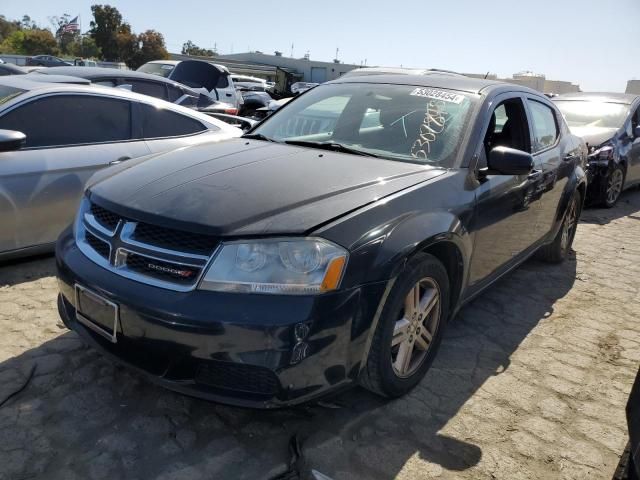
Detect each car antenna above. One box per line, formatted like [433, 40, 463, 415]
[484, 71, 490, 79]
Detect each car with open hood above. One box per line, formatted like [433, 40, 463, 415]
[56, 74, 587, 407]
[553, 92, 640, 207]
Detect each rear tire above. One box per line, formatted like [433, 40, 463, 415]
[360, 253, 450, 398]
[537, 189, 581, 263]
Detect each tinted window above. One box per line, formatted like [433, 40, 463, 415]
[139, 104, 208, 138]
[216, 75, 229, 88]
[126, 80, 167, 100]
[528, 100, 558, 152]
[167, 86, 184, 103]
[0, 95, 131, 148]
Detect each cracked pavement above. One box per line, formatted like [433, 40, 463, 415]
[1, 190, 639, 480]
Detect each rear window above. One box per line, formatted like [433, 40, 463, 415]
[136, 63, 174, 78]
[0, 85, 25, 106]
[139, 103, 208, 138]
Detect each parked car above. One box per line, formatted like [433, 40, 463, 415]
[55, 74, 587, 407]
[290, 82, 319, 95]
[26, 55, 72, 67]
[0, 76, 241, 260]
[137, 60, 242, 109]
[0, 63, 28, 76]
[31, 66, 218, 110]
[342, 67, 466, 78]
[231, 74, 268, 91]
[253, 97, 293, 119]
[553, 92, 640, 207]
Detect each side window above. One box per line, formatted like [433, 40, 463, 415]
[483, 97, 530, 157]
[126, 80, 167, 100]
[216, 74, 230, 89]
[527, 100, 559, 152]
[166, 86, 184, 103]
[0, 95, 131, 148]
[94, 79, 117, 87]
[139, 104, 209, 138]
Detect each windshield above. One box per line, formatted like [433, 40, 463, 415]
[554, 100, 629, 129]
[137, 62, 175, 78]
[250, 83, 474, 167]
[0, 85, 25, 106]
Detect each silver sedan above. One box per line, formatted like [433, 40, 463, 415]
[0, 76, 242, 260]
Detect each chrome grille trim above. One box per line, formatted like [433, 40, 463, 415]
[76, 198, 217, 292]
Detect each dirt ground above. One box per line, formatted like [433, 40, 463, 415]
[1, 190, 640, 480]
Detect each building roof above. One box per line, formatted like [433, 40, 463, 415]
[553, 92, 639, 104]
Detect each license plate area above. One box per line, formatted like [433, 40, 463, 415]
[75, 284, 119, 343]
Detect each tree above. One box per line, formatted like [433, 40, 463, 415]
[67, 36, 101, 58]
[0, 28, 58, 55]
[20, 15, 37, 30]
[131, 30, 168, 68]
[89, 4, 124, 61]
[0, 16, 20, 43]
[181, 40, 214, 57]
[50, 14, 79, 55]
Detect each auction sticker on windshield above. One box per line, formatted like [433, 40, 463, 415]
[410, 88, 464, 104]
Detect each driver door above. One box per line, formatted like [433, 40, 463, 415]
[467, 94, 545, 291]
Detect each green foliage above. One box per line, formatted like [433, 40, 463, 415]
[131, 30, 169, 69]
[0, 28, 59, 55]
[181, 40, 215, 57]
[89, 4, 125, 61]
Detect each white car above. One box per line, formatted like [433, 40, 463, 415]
[231, 74, 267, 91]
[0, 76, 241, 259]
[138, 60, 242, 109]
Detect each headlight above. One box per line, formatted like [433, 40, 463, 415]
[198, 238, 348, 295]
[588, 145, 614, 164]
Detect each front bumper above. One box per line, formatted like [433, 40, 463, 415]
[56, 228, 386, 408]
[585, 161, 611, 204]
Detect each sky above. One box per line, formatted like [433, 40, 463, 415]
[2, 0, 638, 92]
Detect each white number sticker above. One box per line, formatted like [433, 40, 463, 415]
[410, 88, 464, 104]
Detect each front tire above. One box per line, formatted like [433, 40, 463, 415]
[604, 165, 625, 208]
[360, 253, 450, 398]
[538, 189, 581, 263]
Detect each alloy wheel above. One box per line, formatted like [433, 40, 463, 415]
[391, 277, 441, 378]
[606, 168, 624, 205]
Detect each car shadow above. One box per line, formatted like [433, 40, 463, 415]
[0, 253, 55, 287]
[0, 253, 577, 480]
[581, 188, 640, 225]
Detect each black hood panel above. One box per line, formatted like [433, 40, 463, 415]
[569, 126, 618, 148]
[89, 139, 444, 236]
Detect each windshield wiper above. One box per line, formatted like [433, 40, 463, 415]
[242, 133, 278, 142]
[283, 140, 381, 158]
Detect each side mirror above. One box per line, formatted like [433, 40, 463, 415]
[634, 125, 640, 138]
[488, 146, 534, 175]
[0, 129, 26, 152]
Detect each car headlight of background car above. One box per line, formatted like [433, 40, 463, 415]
[587, 144, 615, 165]
[199, 238, 348, 295]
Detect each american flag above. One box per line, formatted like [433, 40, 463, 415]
[62, 16, 79, 33]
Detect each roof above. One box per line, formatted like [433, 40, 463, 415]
[329, 73, 524, 95]
[0, 75, 238, 133]
[36, 66, 180, 84]
[143, 59, 230, 73]
[342, 67, 466, 78]
[552, 92, 639, 104]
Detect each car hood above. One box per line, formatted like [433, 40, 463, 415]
[569, 126, 618, 148]
[89, 138, 445, 236]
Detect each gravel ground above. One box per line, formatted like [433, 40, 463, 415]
[1, 190, 639, 480]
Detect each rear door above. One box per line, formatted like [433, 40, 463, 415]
[0, 94, 150, 252]
[625, 103, 640, 185]
[523, 97, 567, 238]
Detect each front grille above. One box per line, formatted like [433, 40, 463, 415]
[85, 231, 110, 259]
[195, 362, 280, 396]
[125, 253, 201, 285]
[90, 203, 120, 231]
[132, 222, 217, 256]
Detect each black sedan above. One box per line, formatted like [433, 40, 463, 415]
[553, 92, 640, 207]
[25, 55, 72, 67]
[56, 74, 587, 407]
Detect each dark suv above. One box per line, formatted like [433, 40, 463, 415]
[553, 92, 640, 207]
[56, 75, 587, 407]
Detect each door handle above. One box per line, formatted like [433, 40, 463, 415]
[563, 154, 577, 162]
[225, 93, 233, 97]
[109, 156, 131, 166]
